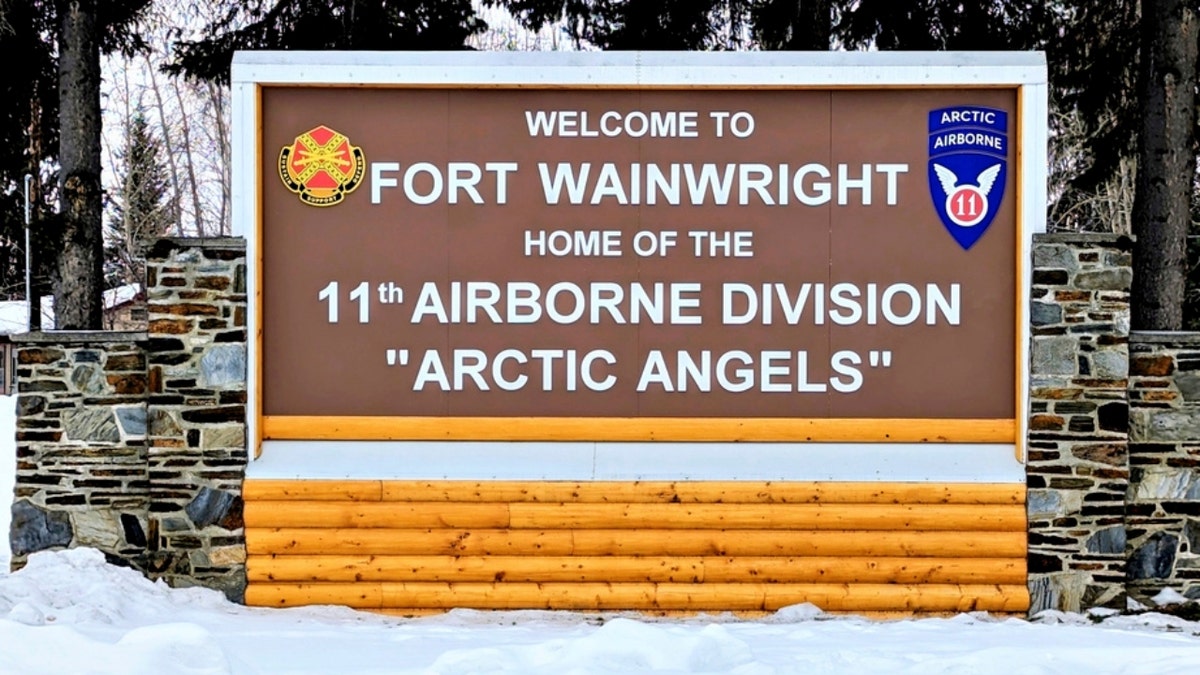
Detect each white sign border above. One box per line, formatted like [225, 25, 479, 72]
[232, 51, 1046, 482]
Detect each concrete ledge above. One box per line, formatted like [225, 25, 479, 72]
[1130, 331, 1200, 346]
[1035, 232, 1134, 249]
[10, 330, 147, 344]
[148, 237, 246, 259]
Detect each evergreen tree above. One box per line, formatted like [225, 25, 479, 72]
[0, 0, 59, 328]
[496, 0, 746, 49]
[0, 0, 150, 329]
[169, 0, 485, 83]
[749, 0, 831, 50]
[105, 109, 171, 290]
[834, 0, 1044, 51]
[56, 0, 151, 329]
[1131, 0, 1197, 330]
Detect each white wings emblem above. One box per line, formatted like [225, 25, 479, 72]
[932, 163, 1002, 196]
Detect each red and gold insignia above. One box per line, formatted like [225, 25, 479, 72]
[278, 125, 365, 207]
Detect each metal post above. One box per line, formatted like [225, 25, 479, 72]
[23, 173, 34, 331]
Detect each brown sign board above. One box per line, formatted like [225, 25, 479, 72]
[259, 86, 1018, 425]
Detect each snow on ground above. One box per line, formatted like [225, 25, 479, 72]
[4, 398, 1200, 673]
[0, 548, 1199, 674]
[2, 395, 13, 571]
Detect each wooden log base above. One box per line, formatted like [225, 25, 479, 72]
[368, 609, 1023, 621]
[244, 480, 1029, 615]
[246, 527, 1027, 558]
[245, 582, 1030, 613]
[244, 480, 1025, 505]
[243, 501, 1026, 532]
[247, 555, 1026, 585]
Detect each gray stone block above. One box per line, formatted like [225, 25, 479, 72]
[17, 396, 45, 416]
[1028, 572, 1087, 613]
[1176, 372, 1200, 402]
[1104, 250, 1133, 267]
[116, 406, 147, 437]
[1031, 302, 1063, 326]
[1129, 532, 1179, 579]
[147, 409, 182, 436]
[1185, 520, 1200, 552]
[1086, 526, 1126, 555]
[10, 500, 73, 556]
[186, 487, 240, 530]
[1026, 490, 1063, 519]
[199, 344, 245, 388]
[1032, 336, 1077, 375]
[1091, 350, 1129, 380]
[70, 364, 107, 395]
[1074, 268, 1133, 291]
[202, 425, 245, 449]
[1130, 468, 1196, 501]
[62, 408, 120, 443]
[72, 511, 125, 549]
[1131, 408, 1200, 442]
[1032, 244, 1078, 271]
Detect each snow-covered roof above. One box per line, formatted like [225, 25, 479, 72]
[103, 283, 142, 309]
[0, 284, 140, 336]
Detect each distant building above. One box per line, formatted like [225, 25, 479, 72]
[0, 297, 55, 396]
[0, 285, 143, 394]
[102, 283, 146, 331]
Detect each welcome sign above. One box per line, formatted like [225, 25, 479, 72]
[235, 53, 1043, 449]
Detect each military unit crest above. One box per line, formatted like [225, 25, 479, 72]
[927, 106, 1008, 250]
[279, 125, 365, 207]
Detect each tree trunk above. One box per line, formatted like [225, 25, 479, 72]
[173, 77, 206, 235]
[145, 55, 185, 235]
[1132, 0, 1199, 330]
[56, 0, 103, 329]
[26, 84, 44, 331]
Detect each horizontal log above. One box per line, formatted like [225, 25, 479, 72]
[247, 554, 1026, 585]
[244, 481, 385, 502]
[243, 480, 1024, 505]
[244, 501, 1025, 532]
[245, 582, 1030, 612]
[245, 502, 511, 529]
[365, 608, 1025, 620]
[507, 503, 1023, 531]
[262, 416, 1016, 443]
[246, 528, 1027, 558]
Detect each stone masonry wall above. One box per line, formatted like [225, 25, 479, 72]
[9, 334, 150, 571]
[10, 233, 1200, 613]
[1027, 233, 1132, 613]
[143, 238, 248, 599]
[1126, 332, 1200, 603]
[8, 238, 247, 601]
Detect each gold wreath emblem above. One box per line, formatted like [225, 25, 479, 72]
[278, 125, 365, 207]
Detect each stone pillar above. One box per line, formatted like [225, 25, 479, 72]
[1126, 332, 1200, 603]
[1027, 233, 1132, 612]
[144, 238, 248, 600]
[8, 333, 149, 571]
[7, 237, 248, 602]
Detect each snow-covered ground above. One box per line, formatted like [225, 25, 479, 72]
[4, 395, 1200, 673]
[2, 549, 1200, 674]
[1, 395, 13, 572]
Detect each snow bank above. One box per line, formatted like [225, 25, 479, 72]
[1, 394, 14, 569]
[3, 549, 1200, 674]
[0, 548, 229, 626]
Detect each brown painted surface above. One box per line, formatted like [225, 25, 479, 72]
[260, 87, 1017, 418]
